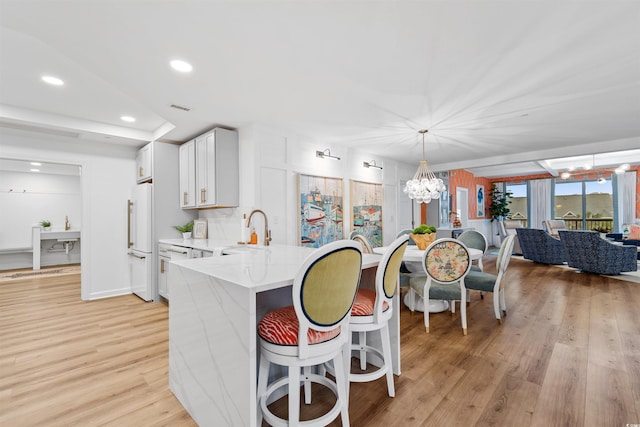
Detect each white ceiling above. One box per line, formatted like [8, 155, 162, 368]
[1, 0, 639, 177]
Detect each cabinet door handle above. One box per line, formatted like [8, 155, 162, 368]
[200, 188, 206, 203]
[183, 192, 188, 205]
[127, 200, 134, 248]
[139, 166, 143, 177]
[169, 249, 189, 255]
[160, 258, 165, 273]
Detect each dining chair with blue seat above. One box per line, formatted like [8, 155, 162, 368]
[463, 235, 516, 324]
[457, 229, 488, 272]
[408, 239, 473, 335]
[256, 240, 363, 427]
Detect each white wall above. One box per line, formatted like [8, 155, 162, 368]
[200, 124, 418, 247]
[0, 170, 82, 269]
[0, 129, 137, 299]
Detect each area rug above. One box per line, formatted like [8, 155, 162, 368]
[529, 257, 640, 284]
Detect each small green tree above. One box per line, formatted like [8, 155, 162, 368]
[488, 183, 513, 222]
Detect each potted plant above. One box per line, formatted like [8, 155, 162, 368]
[488, 183, 513, 222]
[409, 224, 437, 250]
[489, 184, 513, 222]
[174, 221, 194, 239]
[40, 220, 52, 231]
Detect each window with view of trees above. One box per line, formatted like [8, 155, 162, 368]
[554, 178, 613, 232]
[506, 184, 528, 227]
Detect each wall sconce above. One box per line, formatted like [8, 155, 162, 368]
[363, 160, 383, 170]
[316, 148, 340, 161]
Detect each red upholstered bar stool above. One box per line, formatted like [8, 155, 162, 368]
[256, 240, 363, 427]
[349, 235, 408, 397]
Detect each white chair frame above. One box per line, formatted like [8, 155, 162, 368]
[257, 240, 362, 427]
[349, 235, 408, 397]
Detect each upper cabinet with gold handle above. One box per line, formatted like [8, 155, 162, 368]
[180, 128, 239, 209]
[135, 143, 152, 183]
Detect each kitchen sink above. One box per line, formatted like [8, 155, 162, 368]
[221, 245, 270, 255]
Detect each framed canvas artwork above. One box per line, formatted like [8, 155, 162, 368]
[350, 180, 383, 247]
[297, 174, 344, 248]
[476, 184, 485, 217]
[193, 219, 208, 239]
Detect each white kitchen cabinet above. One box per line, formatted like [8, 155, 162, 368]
[179, 128, 239, 209]
[158, 246, 170, 299]
[136, 142, 152, 183]
[157, 243, 192, 300]
[179, 139, 197, 208]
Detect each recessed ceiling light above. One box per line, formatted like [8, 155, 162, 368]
[30, 168, 40, 172]
[42, 75, 64, 86]
[170, 60, 193, 73]
[120, 116, 136, 123]
[30, 162, 42, 166]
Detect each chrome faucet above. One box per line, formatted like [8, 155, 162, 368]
[246, 209, 272, 246]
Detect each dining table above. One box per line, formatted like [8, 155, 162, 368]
[372, 244, 483, 313]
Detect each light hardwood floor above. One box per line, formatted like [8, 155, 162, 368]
[1, 257, 639, 426]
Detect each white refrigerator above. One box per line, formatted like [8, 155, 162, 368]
[128, 183, 153, 301]
[127, 142, 197, 302]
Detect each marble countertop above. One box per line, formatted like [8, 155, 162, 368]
[170, 243, 381, 293]
[158, 238, 238, 251]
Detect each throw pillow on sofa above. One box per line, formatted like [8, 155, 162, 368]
[628, 224, 640, 240]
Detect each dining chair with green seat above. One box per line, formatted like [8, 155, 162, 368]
[349, 234, 408, 397]
[408, 239, 473, 335]
[463, 235, 516, 324]
[256, 240, 363, 427]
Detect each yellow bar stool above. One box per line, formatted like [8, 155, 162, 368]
[256, 240, 363, 427]
[349, 235, 408, 397]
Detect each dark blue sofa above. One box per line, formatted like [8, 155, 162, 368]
[516, 228, 566, 265]
[559, 230, 638, 275]
[606, 233, 640, 260]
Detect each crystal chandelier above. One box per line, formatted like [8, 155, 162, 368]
[403, 129, 446, 204]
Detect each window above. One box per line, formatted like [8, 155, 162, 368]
[506, 184, 528, 227]
[554, 178, 613, 232]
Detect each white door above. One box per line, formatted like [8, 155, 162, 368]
[456, 188, 469, 227]
[131, 183, 153, 253]
[158, 255, 169, 299]
[179, 140, 196, 208]
[196, 133, 215, 207]
[129, 249, 151, 301]
[136, 143, 152, 183]
[398, 180, 415, 231]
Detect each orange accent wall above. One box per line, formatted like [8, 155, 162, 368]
[449, 169, 492, 220]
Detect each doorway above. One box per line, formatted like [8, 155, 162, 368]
[0, 158, 82, 275]
[456, 187, 469, 227]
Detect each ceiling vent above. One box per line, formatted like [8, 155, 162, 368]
[170, 104, 191, 112]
